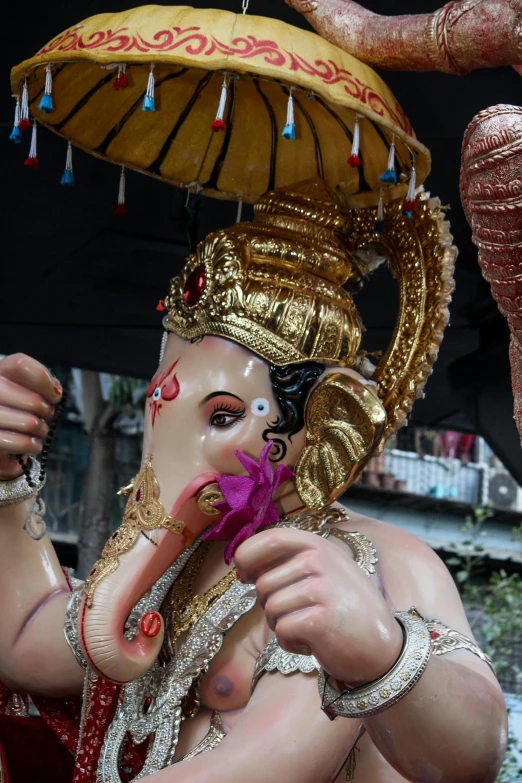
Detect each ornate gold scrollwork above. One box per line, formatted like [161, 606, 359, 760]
[295, 373, 386, 510]
[84, 456, 188, 608]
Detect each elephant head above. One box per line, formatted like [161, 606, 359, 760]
[78, 178, 455, 683]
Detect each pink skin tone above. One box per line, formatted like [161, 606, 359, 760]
[78, 333, 307, 683]
[0, 348, 508, 782]
[286, 0, 522, 74]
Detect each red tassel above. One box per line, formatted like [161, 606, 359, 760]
[118, 73, 128, 89]
[402, 199, 416, 213]
[113, 64, 128, 90]
[347, 154, 361, 168]
[24, 156, 39, 168]
[113, 203, 128, 217]
[156, 299, 166, 312]
[211, 118, 226, 132]
[18, 119, 31, 132]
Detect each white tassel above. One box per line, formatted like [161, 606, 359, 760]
[374, 190, 385, 234]
[402, 165, 417, 214]
[142, 65, 155, 111]
[348, 114, 362, 167]
[114, 63, 128, 89]
[380, 134, 397, 184]
[19, 79, 30, 130]
[236, 196, 243, 223]
[282, 89, 295, 140]
[9, 98, 22, 142]
[61, 141, 74, 185]
[114, 165, 128, 216]
[211, 76, 228, 131]
[38, 64, 54, 113]
[24, 121, 39, 168]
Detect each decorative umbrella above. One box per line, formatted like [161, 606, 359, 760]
[10, 3, 429, 210]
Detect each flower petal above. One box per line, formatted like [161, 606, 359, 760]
[234, 449, 262, 481]
[202, 507, 255, 541]
[218, 474, 255, 508]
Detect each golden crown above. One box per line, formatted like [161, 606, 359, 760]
[164, 179, 365, 367]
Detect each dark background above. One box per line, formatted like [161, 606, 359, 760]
[1, 1, 521, 479]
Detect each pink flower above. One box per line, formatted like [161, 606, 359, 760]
[202, 442, 294, 564]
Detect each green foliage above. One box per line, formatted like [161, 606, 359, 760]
[447, 506, 522, 780]
[108, 377, 147, 414]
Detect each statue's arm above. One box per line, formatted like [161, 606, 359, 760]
[141, 668, 361, 783]
[234, 524, 508, 783]
[286, 0, 522, 73]
[360, 525, 507, 782]
[0, 354, 84, 696]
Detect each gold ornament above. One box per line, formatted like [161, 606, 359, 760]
[165, 180, 364, 367]
[84, 456, 188, 608]
[161, 543, 236, 661]
[196, 483, 224, 516]
[295, 373, 386, 509]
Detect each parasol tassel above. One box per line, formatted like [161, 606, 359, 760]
[19, 80, 31, 132]
[114, 165, 128, 216]
[24, 121, 39, 168]
[282, 89, 296, 140]
[380, 135, 397, 184]
[60, 141, 74, 186]
[38, 64, 54, 113]
[142, 65, 155, 111]
[402, 166, 417, 215]
[113, 63, 128, 90]
[9, 98, 22, 143]
[347, 114, 362, 167]
[374, 190, 385, 234]
[211, 76, 228, 132]
[156, 300, 166, 311]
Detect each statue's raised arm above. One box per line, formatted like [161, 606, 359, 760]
[286, 0, 522, 73]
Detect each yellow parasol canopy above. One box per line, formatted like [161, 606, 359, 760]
[10, 4, 430, 206]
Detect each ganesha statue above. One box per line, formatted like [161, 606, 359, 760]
[0, 179, 508, 783]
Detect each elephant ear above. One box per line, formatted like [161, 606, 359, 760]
[295, 373, 386, 510]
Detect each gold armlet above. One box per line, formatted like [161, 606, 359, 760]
[413, 610, 494, 671]
[325, 528, 378, 578]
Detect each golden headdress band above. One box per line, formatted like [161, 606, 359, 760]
[164, 179, 364, 367]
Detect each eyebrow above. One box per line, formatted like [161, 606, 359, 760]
[200, 391, 245, 406]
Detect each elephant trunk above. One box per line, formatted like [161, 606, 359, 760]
[460, 104, 522, 442]
[287, 0, 522, 73]
[79, 530, 186, 684]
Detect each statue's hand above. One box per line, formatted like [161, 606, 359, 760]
[235, 526, 402, 686]
[0, 353, 61, 479]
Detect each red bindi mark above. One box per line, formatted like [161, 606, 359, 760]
[147, 360, 180, 427]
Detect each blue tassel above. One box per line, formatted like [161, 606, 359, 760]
[380, 168, 397, 185]
[10, 99, 22, 142]
[142, 65, 155, 112]
[61, 168, 74, 186]
[379, 135, 397, 184]
[38, 93, 53, 113]
[9, 126, 22, 143]
[38, 65, 54, 114]
[374, 218, 385, 234]
[282, 91, 295, 140]
[60, 141, 74, 186]
[142, 94, 155, 112]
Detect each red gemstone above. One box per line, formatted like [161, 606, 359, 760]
[143, 696, 152, 713]
[140, 611, 162, 638]
[136, 486, 142, 502]
[183, 264, 206, 306]
[430, 630, 441, 640]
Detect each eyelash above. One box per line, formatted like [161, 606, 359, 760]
[209, 403, 246, 429]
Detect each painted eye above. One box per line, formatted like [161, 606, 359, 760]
[153, 388, 161, 400]
[251, 398, 270, 417]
